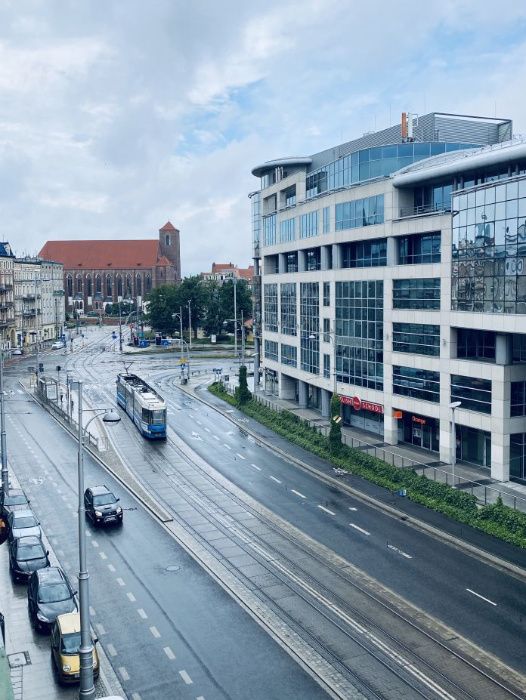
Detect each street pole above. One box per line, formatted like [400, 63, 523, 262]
[188, 300, 192, 350]
[118, 301, 122, 353]
[179, 307, 183, 367]
[449, 401, 461, 487]
[35, 274, 40, 378]
[76, 381, 95, 699]
[0, 350, 8, 496]
[332, 324, 337, 398]
[240, 311, 245, 366]
[233, 278, 237, 364]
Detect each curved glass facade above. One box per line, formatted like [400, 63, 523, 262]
[306, 142, 480, 199]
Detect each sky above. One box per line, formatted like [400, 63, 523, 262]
[3, 0, 526, 275]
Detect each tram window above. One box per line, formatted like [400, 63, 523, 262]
[151, 410, 165, 424]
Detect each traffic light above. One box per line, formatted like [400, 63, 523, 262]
[38, 363, 44, 373]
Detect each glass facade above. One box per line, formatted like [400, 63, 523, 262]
[281, 343, 297, 367]
[511, 381, 526, 417]
[251, 192, 261, 250]
[335, 280, 383, 390]
[510, 433, 526, 481]
[398, 232, 441, 264]
[393, 366, 440, 403]
[323, 281, 330, 307]
[450, 374, 492, 414]
[323, 353, 330, 378]
[300, 282, 319, 374]
[286, 252, 298, 272]
[263, 213, 276, 246]
[335, 195, 384, 231]
[392, 323, 440, 356]
[305, 248, 321, 271]
[263, 283, 278, 332]
[280, 283, 297, 336]
[264, 339, 278, 362]
[452, 177, 526, 313]
[300, 211, 318, 239]
[341, 238, 387, 268]
[393, 278, 441, 309]
[456, 329, 495, 361]
[280, 217, 295, 243]
[305, 142, 479, 199]
[323, 206, 330, 234]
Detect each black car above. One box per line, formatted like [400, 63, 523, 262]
[9, 535, 50, 582]
[0, 488, 30, 520]
[28, 567, 77, 632]
[84, 485, 123, 526]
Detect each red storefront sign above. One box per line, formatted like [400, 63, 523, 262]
[339, 395, 384, 414]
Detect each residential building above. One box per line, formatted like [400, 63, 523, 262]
[0, 243, 15, 349]
[201, 262, 254, 287]
[250, 112, 526, 483]
[38, 222, 181, 315]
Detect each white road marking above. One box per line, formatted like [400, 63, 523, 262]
[137, 608, 148, 619]
[348, 506, 358, 511]
[213, 434, 220, 440]
[236, 453, 246, 460]
[291, 489, 306, 499]
[269, 475, 281, 483]
[86, 531, 91, 537]
[150, 626, 161, 638]
[163, 646, 176, 660]
[92, 541, 99, 548]
[131, 694, 142, 700]
[99, 552, 107, 560]
[196, 420, 202, 426]
[387, 544, 413, 559]
[95, 623, 106, 636]
[107, 564, 116, 573]
[466, 588, 497, 606]
[223, 443, 231, 450]
[349, 523, 370, 536]
[318, 505, 335, 516]
[127, 592, 136, 602]
[107, 643, 117, 657]
[250, 463, 261, 471]
[118, 667, 129, 681]
[204, 427, 211, 432]
[89, 606, 96, 616]
[116, 578, 125, 587]
[179, 670, 193, 684]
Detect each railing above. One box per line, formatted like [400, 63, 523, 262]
[398, 204, 451, 218]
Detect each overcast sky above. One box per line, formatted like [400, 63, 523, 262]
[3, 1, 526, 275]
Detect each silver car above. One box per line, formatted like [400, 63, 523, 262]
[7, 509, 42, 542]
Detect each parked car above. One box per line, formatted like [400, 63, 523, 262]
[7, 509, 41, 542]
[11, 348, 22, 356]
[84, 486, 123, 527]
[9, 535, 50, 582]
[0, 488, 30, 521]
[28, 567, 77, 632]
[51, 612, 99, 684]
[51, 341, 65, 350]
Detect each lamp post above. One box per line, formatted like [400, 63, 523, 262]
[73, 378, 120, 699]
[449, 401, 461, 487]
[187, 300, 192, 350]
[172, 311, 190, 380]
[233, 278, 238, 363]
[118, 300, 122, 352]
[0, 350, 8, 497]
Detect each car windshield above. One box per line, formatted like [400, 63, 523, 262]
[61, 631, 81, 654]
[151, 410, 165, 424]
[13, 516, 37, 529]
[17, 543, 44, 561]
[93, 494, 115, 506]
[6, 495, 27, 506]
[39, 583, 71, 604]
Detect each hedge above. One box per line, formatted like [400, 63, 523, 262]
[208, 383, 526, 548]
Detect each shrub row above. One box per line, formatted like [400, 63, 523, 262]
[208, 383, 526, 548]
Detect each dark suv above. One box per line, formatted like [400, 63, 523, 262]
[84, 486, 123, 527]
[28, 567, 77, 632]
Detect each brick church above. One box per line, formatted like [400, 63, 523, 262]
[39, 222, 181, 314]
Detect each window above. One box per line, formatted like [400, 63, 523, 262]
[264, 284, 278, 332]
[335, 280, 383, 390]
[510, 433, 526, 480]
[86, 276, 92, 296]
[456, 329, 495, 361]
[280, 218, 295, 243]
[106, 275, 113, 298]
[76, 276, 82, 293]
[393, 366, 440, 402]
[165, 235, 170, 245]
[335, 195, 384, 230]
[323, 207, 330, 234]
[398, 232, 441, 264]
[341, 239, 387, 268]
[145, 275, 151, 293]
[280, 283, 296, 336]
[393, 278, 440, 309]
[281, 343, 297, 367]
[323, 317, 330, 343]
[300, 282, 319, 374]
[323, 353, 330, 378]
[451, 374, 491, 414]
[511, 382, 526, 416]
[263, 214, 277, 246]
[284, 186, 296, 207]
[117, 275, 123, 297]
[286, 252, 298, 272]
[136, 275, 142, 296]
[392, 323, 440, 356]
[95, 275, 101, 295]
[323, 281, 330, 307]
[300, 211, 318, 239]
[513, 335, 526, 362]
[67, 275, 72, 296]
[264, 340, 278, 362]
[305, 248, 321, 271]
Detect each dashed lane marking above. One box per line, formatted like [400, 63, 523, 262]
[466, 588, 497, 606]
[236, 453, 246, 460]
[179, 670, 193, 684]
[116, 578, 125, 587]
[348, 507, 358, 511]
[118, 667, 129, 681]
[107, 564, 116, 573]
[223, 443, 231, 450]
[213, 434, 220, 441]
[127, 592, 136, 602]
[99, 552, 107, 560]
[163, 646, 176, 660]
[95, 623, 106, 636]
[137, 608, 148, 619]
[318, 505, 335, 515]
[92, 541, 99, 548]
[107, 644, 117, 657]
[269, 476, 281, 483]
[349, 522, 370, 536]
[89, 606, 96, 616]
[251, 463, 261, 471]
[291, 489, 306, 499]
[150, 626, 160, 638]
[387, 544, 412, 559]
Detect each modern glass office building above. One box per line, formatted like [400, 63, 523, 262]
[250, 112, 526, 482]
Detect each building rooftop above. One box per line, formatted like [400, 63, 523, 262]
[39, 239, 170, 269]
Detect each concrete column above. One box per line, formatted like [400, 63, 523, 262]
[298, 380, 308, 408]
[496, 333, 512, 365]
[321, 388, 331, 418]
[321, 246, 330, 271]
[278, 253, 286, 274]
[298, 250, 307, 272]
[383, 412, 399, 446]
[279, 373, 296, 400]
[386, 236, 398, 267]
[491, 436, 510, 482]
[332, 243, 342, 270]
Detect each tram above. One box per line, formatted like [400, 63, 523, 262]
[116, 373, 167, 439]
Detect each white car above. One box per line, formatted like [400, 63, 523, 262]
[51, 341, 65, 350]
[11, 348, 22, 356]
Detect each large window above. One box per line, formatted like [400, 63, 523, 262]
[280, 217, 295, 243]
[300, 282, 319, 374]
[264, 340, 278, 362]
[305, 248, 321, 271]
[511, 382, 526, 417]
[280, 283, 297, 336]
[393, 366, 440, 403]
[335, 195, 384, 231]
[281, 343, 297, 367]
[300, 211, 318, 239]
[264, 283, 278, 332]
[510, 433, 526, 481]
[456, 329, 496, 361]
[392, 323, 440, 356]
[451, 374, 492, 414]
[336, 280, 383, 390]
[323, 281, 330, 307]
[263, 214, 277, 246]
[393, 278, 440, 309]
[285, 252, 298, 272]
[341, 239, 387, 268]
[513, 335, 526, 363]
[323, 207, 330, 234]
[323, 353, 330, 378]
[398, 232, 441, 264]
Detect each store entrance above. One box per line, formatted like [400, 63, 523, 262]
[400, 413, 439, 453]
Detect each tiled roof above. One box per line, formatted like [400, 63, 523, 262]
[39, 240, 167, 269]
[211, 262, 235, 273]
[160, 221, 177, 231]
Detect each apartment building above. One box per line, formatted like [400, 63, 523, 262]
[250, 112, 526, 482]
[0, 243, 15, 349]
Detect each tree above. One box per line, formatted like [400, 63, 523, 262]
[219, 279, 252, 325]
[201, 281, 223, 336]
[235, 365, 251, 406]
[145, 284, 180, 333]
[175, 276, 209, 339]
[328, 394, 342, 453]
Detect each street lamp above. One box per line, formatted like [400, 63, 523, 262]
[0, 350, 8, 497]
[224, 317, 246, 366]
[172, 310, 190, 380]
[72, 378, 120, 699]
[449, 401, 461, 487]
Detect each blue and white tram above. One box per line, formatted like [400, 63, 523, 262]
[116, 373, 167, 439]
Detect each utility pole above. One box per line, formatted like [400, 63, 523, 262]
[118, 301, 123, 352]
[188, 300, 192, 350]
[0, 350, 8, 497]
[233, 277, 238, 364]
[35, 272, 40, 378]
[179, 306, 184, 365]
[240, 311, 245, 366]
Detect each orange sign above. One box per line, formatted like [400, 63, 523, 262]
[393, 410, 403, 419]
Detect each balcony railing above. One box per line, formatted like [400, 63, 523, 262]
[398, 204, 451, 219]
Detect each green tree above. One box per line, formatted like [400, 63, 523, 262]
[235, 365, 251, 406]
[219, 279, 252, 325]
[328, 394, 342, 453]
[175, 276, 209, 340]
[202, 281, 223, 336]
[145, 284, 180, 333]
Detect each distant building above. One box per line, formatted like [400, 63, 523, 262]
[0, 243, 15, 349]
[201, 262, 254, 287]
[38, 222, 181, 314]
